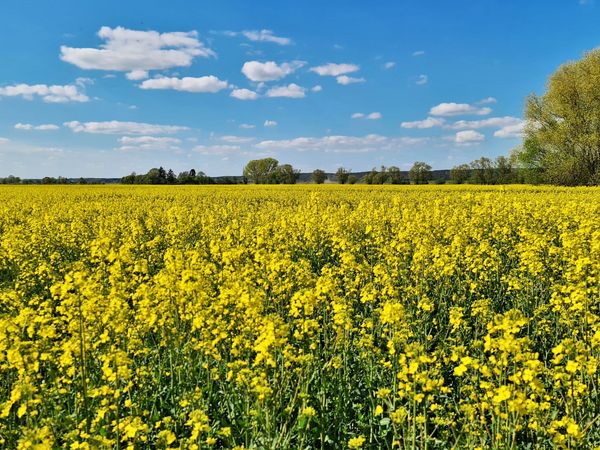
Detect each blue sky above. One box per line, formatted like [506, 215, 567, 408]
[0, 0, 598, 178]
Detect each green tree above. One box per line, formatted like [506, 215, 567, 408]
[276, 164, 299, 184]
[335, 167, 350, 184]
[515, 48, 600, 185]
[312, 169, 327, 184]
[387, 166, 403, 184]
[243, 158, 280, 184]
[408, 161, 432, 184]
[470, 157, 494, 184]
[450, 164, 471, 184]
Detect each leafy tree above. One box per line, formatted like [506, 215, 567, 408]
[363, 168, 378, 185]
[450, 164, 471, 184]
[276, 164, 299, 184]
[408, 161, 432, 184]
[515, 48, 600, 185]
[347, 175, 358, 184]
[387, 166, 404, 184]
[243, 158, 280, 184]
[372, 166, 389, 184]
[166, 169, 177, 184]
[335, 167, 350, 184]
[312, 169, 327, 184]
[470, 157, 495, 184]
[494, 156, 514, 184]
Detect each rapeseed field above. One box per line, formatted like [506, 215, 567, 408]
[0, 185, 599, 449]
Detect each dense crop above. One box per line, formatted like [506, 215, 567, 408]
[0, 185, 599, 449]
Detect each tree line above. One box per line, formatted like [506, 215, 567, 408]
[120, 167, 240, 185]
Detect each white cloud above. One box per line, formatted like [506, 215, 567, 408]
[413, 50, 425, 56]
[126, 70, 149, 80]
[15, 123, 60, 131]
[416, 74, 428, 85]
[64, 120, 188, 135]
[241, 60, 305, 82]
[311, 85, 322, 92]
[454, 130, 485, 144]
[401, 117, 446, 129]
[218, 135, 255, 144]
[117, 136, 181, 151]
[0, 82, 89, 103]
[336, 75, 365, 85]
[239, 123, 256, 129]
[192, 144, 242, 155]
[352, 112, 382, 120]
[241, 30, 291, 45]
[230, 88, 259, 100]
[478, 97, 497, 105]
[60, 26, 214, 76]
[266, 83, 306, 98]
[264, 120, 278, 127]
[139, 76, 228, 93]
[493, 122, 525, 138]
[448, 116, 522, 130]
[255, 134, 426, 153]
[310, 63, 360, 76]
[0, 138, 9, 144]
[383, 62, 396, 69]
[430, 102, 492, 117]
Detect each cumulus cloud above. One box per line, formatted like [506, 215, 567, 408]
[117, 136, 181, 151]
[64, 120, 188, 135]
[192, 144, 242, 155]
[401, 117, 446, 129]
[453, 130, 485, 144]
[478, 97, 497, 105]
[310, 63, 360, 76]
[416, 74, 428, 85]
[311, 85, 322, 92]
[494, 122, 525, 138]
[255, 134, 427, 153]
[413, 50, 425, 56]
[336, 75, 365, 85]
[264, 120, 278, 127]
[139, 76, 228, 93]
[218, 135, 255, 144]
[15, 123, 59, 131]
[266, 83, 306, 98]
[241, 60, 305, 82]
[383, 62, 396, 69]
[241, 29, 291, 45]
[230, 88, 259, 100]
[430, 102, 492, 116]
[352, 112, 382, 120]
[448, 116, 522, 130]
[239, 123, 256, 129]
[126, 70, 149, 80]
[60, 26, 214, 78]
[0, 82, 89, 103]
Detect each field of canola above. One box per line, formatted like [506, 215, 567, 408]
[0, 185, 599, 450]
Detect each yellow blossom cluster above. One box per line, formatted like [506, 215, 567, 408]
[0, 184, 599, 449]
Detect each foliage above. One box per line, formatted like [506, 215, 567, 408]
[335, 167, 350, 184]
[516, 47, 600, 185]
[450, 164, 471, 184]
[243, 158, 299, 184]
[0, 185, 599, 449]
[408, 161, 432, 184]
[312, 169, 327, 184]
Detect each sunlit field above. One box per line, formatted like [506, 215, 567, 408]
[1, 185, 599, 449]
